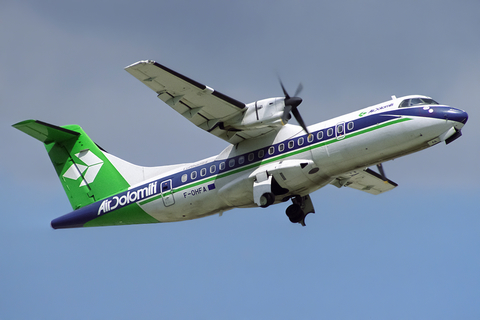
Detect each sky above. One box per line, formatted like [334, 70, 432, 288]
[1, 0, 479, 319]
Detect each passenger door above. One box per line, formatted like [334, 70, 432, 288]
[160, 179, 175, 207]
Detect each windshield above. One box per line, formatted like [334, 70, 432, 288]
[399, 98, 439, 108]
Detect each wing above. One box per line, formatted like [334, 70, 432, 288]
[125, 60, 262, 144]
[330, 168, 398, 195]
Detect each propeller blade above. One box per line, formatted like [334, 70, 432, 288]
[291, 107, 309, 135]
[282, 105, 292, 125]
[279, 78, 290, 99]
[294, 83, 303, 97]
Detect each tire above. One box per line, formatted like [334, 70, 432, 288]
[286, 204, 304, 223]
[260, 192, 275, 208]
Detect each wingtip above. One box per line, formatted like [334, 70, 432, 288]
[12, 119, 36, 128]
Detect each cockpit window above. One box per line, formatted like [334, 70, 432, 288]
[420, 98, 439, 105]
[399, 100, 410, 108]
[399, 98, 439, 108]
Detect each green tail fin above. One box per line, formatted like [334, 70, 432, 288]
[13, 120, 130, 210]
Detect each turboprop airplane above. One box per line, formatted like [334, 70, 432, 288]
[13, 60, 468, 229]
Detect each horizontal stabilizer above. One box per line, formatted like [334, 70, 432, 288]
[13, 120, 79, 144]
[13, 119, 131, 210]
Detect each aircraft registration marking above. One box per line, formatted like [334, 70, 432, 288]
[184, 186, 208, 198]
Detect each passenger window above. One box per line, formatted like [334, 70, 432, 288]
[298, 137, 304, 146]
[288, 140, 294, 149]
[307, 134, 313, 143]
[219, 162, 225, 170]
[327, 128, 334, 137]
[210, 165, 216, 174]
[248, 153, 255, 162]
[337, 124, 344, 134]
[278, 144, 285, 152]
[200, 168, 206, 177]
[181, 174, 188, 183]
[191, 171, 197, 180]
[317, 131, 323, 140]
[229, 159, 235, 167]
[238, 156, 245, 165]
[268, 146, 275, 155]
[258, 150, 264, 158]
[347, 122, 354, 130]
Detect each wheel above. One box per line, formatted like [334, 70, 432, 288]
[286, 204, 304, 223]
[259, 192, 275, 208]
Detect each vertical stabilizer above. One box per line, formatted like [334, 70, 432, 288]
[13, 120, 130, 210]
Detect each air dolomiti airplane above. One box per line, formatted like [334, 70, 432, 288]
[13, 60, 468, 229]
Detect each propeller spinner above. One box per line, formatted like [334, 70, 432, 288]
[279, 80, 309, 135]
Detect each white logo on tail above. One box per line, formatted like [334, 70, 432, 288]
[63, 150, 103, 187]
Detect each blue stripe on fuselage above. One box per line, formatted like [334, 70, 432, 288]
[53, 106, 463, 228]
[383, 106, 468, 124]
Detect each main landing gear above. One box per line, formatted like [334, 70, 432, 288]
[254, 174, 315, 226]
[259, 192, 275, 208]
[259, 192, 315, 226]
[286, 195, 315, 226]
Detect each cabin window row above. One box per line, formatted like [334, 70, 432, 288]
[180, 122, 355, 183]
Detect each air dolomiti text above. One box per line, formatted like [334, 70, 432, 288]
[97, 182, 158, 215]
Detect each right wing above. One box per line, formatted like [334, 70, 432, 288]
[126, 60, 270, 144]
[330, 168, 398, 195]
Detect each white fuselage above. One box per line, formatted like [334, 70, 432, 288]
[134, 96, 467, 222]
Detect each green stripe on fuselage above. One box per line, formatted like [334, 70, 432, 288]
[138, 117, 412, 207]
[84, 203, 159, 227]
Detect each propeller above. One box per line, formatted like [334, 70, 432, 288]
[279, 80, 309, 135]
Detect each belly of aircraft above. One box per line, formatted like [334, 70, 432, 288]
[138, 183, 230, 222]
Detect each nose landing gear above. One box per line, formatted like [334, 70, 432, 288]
[286, 195, 315, 226]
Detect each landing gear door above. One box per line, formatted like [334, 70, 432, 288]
[160, 179, 175, 207]
[253, 171, 273, 207]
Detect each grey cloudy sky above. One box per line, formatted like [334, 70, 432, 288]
[1, 1, 479, 319]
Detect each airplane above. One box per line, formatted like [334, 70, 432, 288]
[13, 60, 468, 229]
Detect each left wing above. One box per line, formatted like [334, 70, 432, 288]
[126, 60, 265, 144]
[330, 168, 398, 195]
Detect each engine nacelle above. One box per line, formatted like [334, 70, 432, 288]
[227, 98, 287, 130]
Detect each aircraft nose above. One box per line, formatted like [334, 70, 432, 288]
[444, 108, 468, 124]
